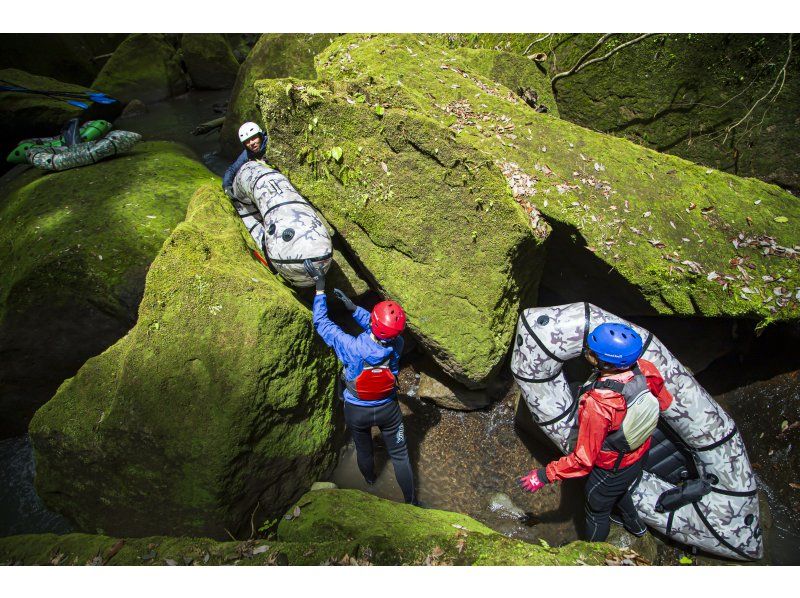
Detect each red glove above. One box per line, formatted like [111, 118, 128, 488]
[518, 468, 548, 493]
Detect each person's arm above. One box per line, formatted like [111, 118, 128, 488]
[352, 306, 371, 330]
[312, 293, 359, 363]
[543, 395, 611, 482]
[390, 336, 404, 375]
[222, 150, 247, 190]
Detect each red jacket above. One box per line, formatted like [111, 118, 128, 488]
[544, 358, 673, 482]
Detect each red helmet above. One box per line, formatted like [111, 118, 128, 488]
[370, 300, 406, 340]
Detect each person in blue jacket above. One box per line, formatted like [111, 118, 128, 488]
[222, 122, 267, 197]
[304, 259, 418, 505]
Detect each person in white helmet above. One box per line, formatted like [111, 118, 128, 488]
[222, 122, 268, 197]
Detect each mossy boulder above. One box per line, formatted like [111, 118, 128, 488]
[255, 76, 547, 388]
[181, 34, 240, 90]
[522, 34, 800, 193]
[220, 33, 337, 157]
[0, 489, 632, 565]
[309, 34, 800, 323]
[0, 68, 121, 168]
[0, 141, 212, 438]
[92, 34, 188, 104]
[29, 185, 340, 538]
[0, 35, 100, 86]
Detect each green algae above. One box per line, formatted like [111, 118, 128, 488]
[0, 489, 629, 565]
[308, 34, 800, 323]
[220, 34, 338, 156]
[92, 34, 187, 103]
[30, 185, 340, 538]
[181, 34, 240, 90]
[255, 73, 546, 387]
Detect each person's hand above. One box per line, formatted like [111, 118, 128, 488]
[303, 259, 326, 292]
[223, 185, 235, 199]
[517, 469, 547, 494]
[333, 288, 357, 312]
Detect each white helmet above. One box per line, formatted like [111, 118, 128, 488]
[238, 122, 264, 143]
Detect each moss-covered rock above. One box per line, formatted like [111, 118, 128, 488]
[511, 34, 800, 193]
[92, 34, 188, 104]
[0, 489, 632, 565]
[29, 184, 341, 538]
[220, 33, 337, 157]
[0, 35, 101, 87]
[255, 76, 547, 388]
[181, 34, 240, 90]
[0, 142, 212, 438]
[0, 68, 121, 168]
[308, 34, 800, 324]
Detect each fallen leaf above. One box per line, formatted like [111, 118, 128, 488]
[789, 483, 800, 490]
[774, 216, 788, 223]
[165, 558, 178, 566]
[380, 162, 389, 174]
[781, 420, 789, 432]
[293, 506, 301, 518]
[679, 556, 693, 565]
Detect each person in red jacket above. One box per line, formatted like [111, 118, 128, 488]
[517, 322, 673, 541]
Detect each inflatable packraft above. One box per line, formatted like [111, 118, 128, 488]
[25, 130, 141, 172]
[232, 161, 332, 287]
[6, 120, 113, 164]
[510, 302, 762, 561]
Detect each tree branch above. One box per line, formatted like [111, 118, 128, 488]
[524, 33, 553, 56]
[551, 33, 661, 87]
[723, 32, 793, 143]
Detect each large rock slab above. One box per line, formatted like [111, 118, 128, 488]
[220, 33, 337, 157]
[256, 76, 547, 388]
[0, 489, 633, 565]
[0, 141, 212, 438]
[312, 34, 800, 323]
[181, 34, 240, 90]
[30, 185, 340, 538]
[92, 34, 187, 103]
[524, 34, 800, 192]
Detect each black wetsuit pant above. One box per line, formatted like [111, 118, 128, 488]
[584, 457, 645, 541]
[343, 399, 416, 504]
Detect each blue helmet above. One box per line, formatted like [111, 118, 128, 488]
[586, 323, 643, 369]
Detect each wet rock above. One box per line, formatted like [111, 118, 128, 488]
[181, 34, 240, 90]
[310, 482, 339, 491]
[415, 357, 492, 410]
[488, 492, 527, 520]
[220, 33, 338, 156]
[118, 98, 147, 119]
[0, 142, 211, 438]
[30, 185, 342, 538]
[606, 525, 658, 564]
[310, 34, 800, 324]
[92, 34, 188, 104]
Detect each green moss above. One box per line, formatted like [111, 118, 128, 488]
[220, 33, 338, 156]
[256, 71, 546, 386]
[0, 490, 628, 565]
[30, 185, 340, 538]
[92, 34, 187, 103]
[181, 34, 240, 90]
[305, 34, 800, 323]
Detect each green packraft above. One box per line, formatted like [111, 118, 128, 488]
[6, 120, 113, 164]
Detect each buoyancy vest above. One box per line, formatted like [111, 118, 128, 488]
[343, 357, 397, 401]
[590, 363, 661, 455]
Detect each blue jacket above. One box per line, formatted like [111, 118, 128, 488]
[222, 136, 267, 189]
[312, 293, 404, 406]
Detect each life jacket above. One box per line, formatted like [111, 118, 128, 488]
[589, 362, 661, 455]
[343, 357, 397, 401]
